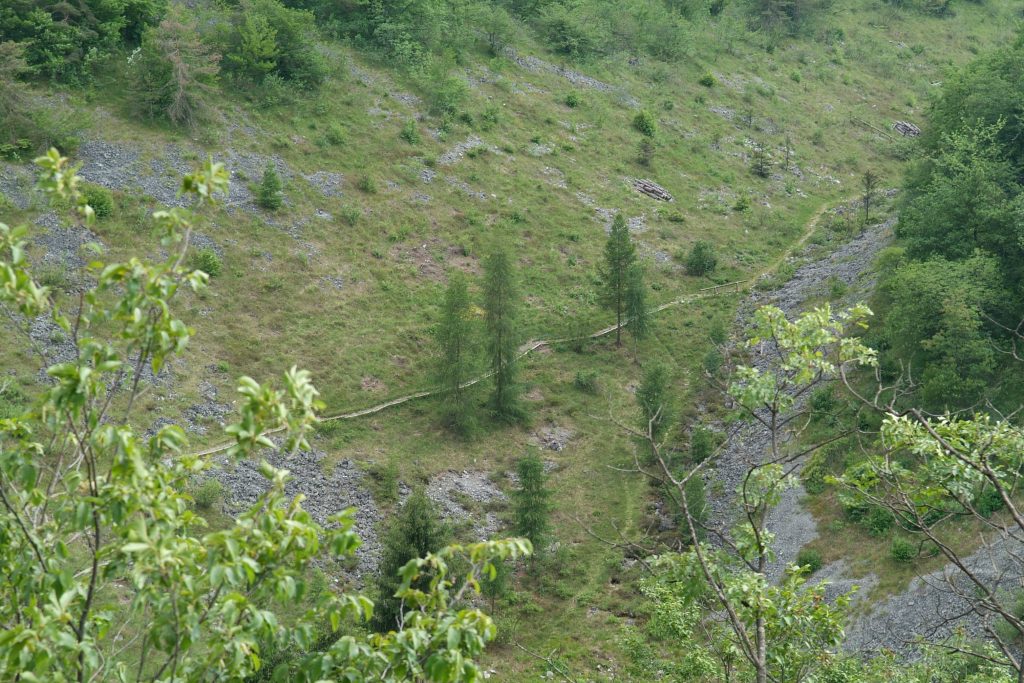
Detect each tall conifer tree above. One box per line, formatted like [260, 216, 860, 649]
[483, 248, 524, 422]
[625, 262, 650, 351]
[600, 213, 636, 346]
[436, 273, 477, 435]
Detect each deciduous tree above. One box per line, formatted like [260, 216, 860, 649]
[0, 150, 530, 682]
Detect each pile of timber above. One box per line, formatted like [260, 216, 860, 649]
[892, 120, 921, 137]
[633, 178, 673, 202]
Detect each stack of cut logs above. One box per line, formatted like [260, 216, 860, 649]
[633, 178, 674, 202]
[892, 120, 921, 137]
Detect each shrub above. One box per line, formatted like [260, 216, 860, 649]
[539, 4, 610, 60]
[690, 427, 715, 463]
[564, 92, 582, 108]
[701, 348, 723, 375]
[801, 451, 829, 494]
[810, 386, 836, 418]
[339, 204, 360, 226]
[257, 164, 283, 210]
[422, 66, 468, 117]
[82, 185, 114, 218]
[633, 110, 657, 138]
[324, 122, 347, 146]
[190, 248, 223, 277]
[357, 176, 377, 194]
[258, 74, 290, 108]
[795, 547, 823, 574]
[637, 139, 655, 167]
[863, 506, 894, 536]
[573, 370, 599, 394]
[480, 106, 500, 131]
[0, 382, 27, 420]
[827, 276, 848, 299]
[190, 477, 223, 510]
[685, 241, 717, 276]
[975, 486, 1005, 517]
[400, 119, 421, 144]
[698, 72, 716, 87]
[890, 537, 916, 563]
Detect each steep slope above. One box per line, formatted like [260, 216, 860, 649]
[0, 1, 1019, 678]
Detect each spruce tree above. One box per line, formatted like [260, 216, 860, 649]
[257, 163, 283, 210]
[625, 263, 650, 350]
[436, 272, 477, 435]
[371, 490, 449, 632]
[600, 213, 636, 346]
[483, 248, 524, 423]
[513, 452, 551, 556]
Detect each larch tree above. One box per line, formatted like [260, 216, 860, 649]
[600, 213, 637, 347]
[129, 9, 222, 130]
[483, 247, 525, 423]
[436, 272, 478, 435]
[636, 362, 670, 444]
[625, 262, 650, 352]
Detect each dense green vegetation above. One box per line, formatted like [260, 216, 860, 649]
[867, 33, 1024, 411]
[3, 0, 1024, 680]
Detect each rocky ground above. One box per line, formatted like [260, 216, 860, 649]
[210, 443, 513, 583]
[845, 537, 1021, 656]
[210, 446, 385, 580]
[704, 214, 895, 545]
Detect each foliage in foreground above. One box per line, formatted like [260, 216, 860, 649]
[0, 151, 530, 682]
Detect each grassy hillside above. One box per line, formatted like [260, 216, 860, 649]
[1, 0, 1020, 679]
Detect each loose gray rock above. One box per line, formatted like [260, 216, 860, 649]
[0, 162, 35, 209]
[439, 136, 493, 165]
[426, 470, 508, 541]
[211, 447, 384, 579]
[304, 171, 344, 198]
[532, 425, 574, 451]
[503, 48, 639, 107]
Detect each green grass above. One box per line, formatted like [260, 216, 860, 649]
[0, 1, 1019, 678]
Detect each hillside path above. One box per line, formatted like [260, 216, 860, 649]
[190, 195, 857, 457]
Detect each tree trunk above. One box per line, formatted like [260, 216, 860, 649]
[756, 615, 768, 683]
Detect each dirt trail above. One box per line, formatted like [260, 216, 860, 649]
[192, 195, 856, 459]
